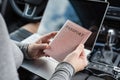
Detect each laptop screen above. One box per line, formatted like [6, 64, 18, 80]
[38, 0, 109, 52]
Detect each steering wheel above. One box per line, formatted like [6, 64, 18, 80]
[9, 0, 48, 21]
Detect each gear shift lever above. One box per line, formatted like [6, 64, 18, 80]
[99, 29, 115, 65]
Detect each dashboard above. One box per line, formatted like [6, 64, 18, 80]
[108, 0, 120, 7]
[106, 0, 120, 20]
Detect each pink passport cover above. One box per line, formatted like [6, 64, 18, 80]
[44, 20, 92, 62]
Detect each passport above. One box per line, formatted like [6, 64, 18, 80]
[44, 20, 92, 62]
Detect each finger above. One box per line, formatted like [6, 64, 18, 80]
[37, 51, 50, 58]
[36, 43, 49, 50]
[80, 51, 86, 59]
[44, 54, 50, 57]
[80, 50, 85, 57]
[40, 31, 57, 43]
[36, 39, 42, 44]
[36, 52, 45, 58]
[80, 52, 88, 66]
[74, 44, 84, 55]
[36, 39, 50, 44]
[83, 57, 88, 67]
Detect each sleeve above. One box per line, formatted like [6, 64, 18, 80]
[15, 42, 31, 59]
[50, 62, 75, 80]
[0, 14, 19, 80]
[10, 41, 24, 69]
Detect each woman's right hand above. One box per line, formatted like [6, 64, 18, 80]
[63, 44, 88, 73]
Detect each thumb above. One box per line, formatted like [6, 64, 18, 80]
[36, 43, 48, 50]
[74, 44, 84, 55]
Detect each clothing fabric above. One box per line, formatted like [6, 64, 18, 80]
[15, 42, 30, 59]
[0, 14, 20, 80]
[50, 62, 75, 80]
[0, 14, 75, 80]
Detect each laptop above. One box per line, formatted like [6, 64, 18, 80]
[21, 0, 109, 79]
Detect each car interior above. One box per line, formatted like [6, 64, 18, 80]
[0, 0, 120, 80]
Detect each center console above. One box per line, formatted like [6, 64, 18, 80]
[83, 1, 120, 80]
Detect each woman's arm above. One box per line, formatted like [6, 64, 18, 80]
[15, 42, 30, 59]
[50, 44, 88, 80]
[50, 62, 75, 80]
[0, 14, 19, 80]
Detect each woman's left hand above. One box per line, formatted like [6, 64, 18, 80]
[27, 32, 57, 59]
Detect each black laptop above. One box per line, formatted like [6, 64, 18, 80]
[38, 0, 109, 56]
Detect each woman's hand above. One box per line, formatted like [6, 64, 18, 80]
[63, 44, 88, 72]
[27, 32, 57, 59]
